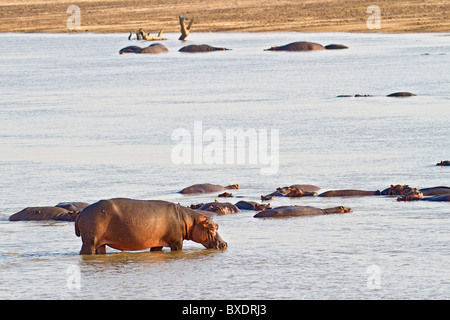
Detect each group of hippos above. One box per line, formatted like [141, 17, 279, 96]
[118, 40, 349, 55]
[118, 40, 417, 98]
[5, 158, 449, 254]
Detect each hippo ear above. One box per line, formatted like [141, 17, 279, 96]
[198, 215, 209, 226]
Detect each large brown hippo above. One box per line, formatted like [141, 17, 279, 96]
[179, 183, 239, 194]
[318, 189, 381, 197]
[197, 202, 239, 215]
[179, 44, 230, 53]
[254, 205, 353, 218]
[9, 206, 77, 221]
[119, 43, 168, 54]
[75, 198, 227, 254]
[436, 160, 450, 166]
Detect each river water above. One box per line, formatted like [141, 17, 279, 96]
[0, 32, 449, 300]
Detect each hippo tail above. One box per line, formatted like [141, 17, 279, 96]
[75, 215, 81, 237]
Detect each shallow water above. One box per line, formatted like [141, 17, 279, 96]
[0, 32, 449, 300]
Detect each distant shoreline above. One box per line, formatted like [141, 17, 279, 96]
[1, 0, 449, 34]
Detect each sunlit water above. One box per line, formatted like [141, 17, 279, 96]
[0, 32, 449, 300]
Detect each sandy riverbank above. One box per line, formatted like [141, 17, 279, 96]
[0, 0, 449, 33]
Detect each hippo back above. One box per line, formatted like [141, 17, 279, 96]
[9, 206, 75, 221]
[139, 43, 168, 54]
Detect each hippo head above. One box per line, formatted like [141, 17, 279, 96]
[192, 216, 227, 250]
[326, 206, 353, 214]
[338, 206, 353, 213]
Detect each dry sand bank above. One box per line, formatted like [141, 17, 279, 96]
[0, 0, 449, 33]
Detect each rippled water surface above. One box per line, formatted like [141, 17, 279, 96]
[0, 32, 449, 299]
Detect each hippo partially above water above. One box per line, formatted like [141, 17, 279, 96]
[263, 184, 320, 198]
[254, 206, 353, 218]
[179, 183, 239, 194]
[179, 44, 230, 53]
[436, 160, 450, 166]
[318, 189, 381, 197]
[119, 43, 168, 54]
[9, 206, 78, 221]
[197, 202, 239, 215]
[75, 198, 227, 254]
[235, 200, 271, 211]
[387, 92, 416, 97]
[264, 41, 348, 52]
[264, 41, 325, 51]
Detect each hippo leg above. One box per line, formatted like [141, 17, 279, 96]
[150, 246, 163, 252]
[95, 245, 106, 254]
[80, 242, 96, 255]
[169, 241, 183, 251]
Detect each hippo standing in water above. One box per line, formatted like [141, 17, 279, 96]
[119, 43, 168, 54]
[9, 206, 78, 221]
[254, 206, 353, 218]
[179, 44, 230, 53]
[179, 183, 239, 194]
[75, 198, 227, 254]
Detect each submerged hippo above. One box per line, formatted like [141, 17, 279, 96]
[197, 202, 239, 215]
[9, 206, 77, 221]
[397, 189, 424, 201]
[119, 43, 168, 54]
[179, 183, 239, 194]
[422, 194, 450, 202]
[264, 41, 325, 51]
[254, 206, 353, 218]
[75, 198, 227, 254]
[235, 200, 271, 211]
[318, 189, 380, 197]
[55, 202, 91, 212]
[263, 184, 320, 198]
[419, 186, 450, 196]
[387, 92, 416, 97]
[436, 160, 450, 166]
[179, 44, 230, 53]
[324, 44, 349, 50]
[380, 185, 415, 195]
